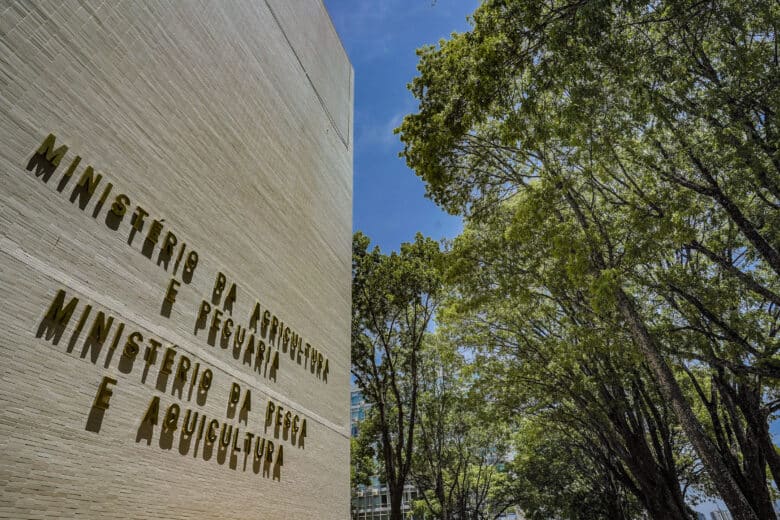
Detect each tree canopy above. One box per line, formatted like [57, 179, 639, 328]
[352, 232, 444, 520]
[394, 1, 780, 519]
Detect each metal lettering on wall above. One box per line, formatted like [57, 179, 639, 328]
[25, 132, 332, 480]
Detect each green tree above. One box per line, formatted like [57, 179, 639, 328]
[352, 232, 444, 520]
[511, 415, 645, 520]
[440, 206, 704, 519]
[399, 1, 780, 518]
[412, 335, 518, 520]
[351, 416, 378, 489]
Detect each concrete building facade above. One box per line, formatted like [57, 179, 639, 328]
[0, 1, 352, 518]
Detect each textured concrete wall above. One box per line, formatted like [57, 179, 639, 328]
[0, 1, 352, 518]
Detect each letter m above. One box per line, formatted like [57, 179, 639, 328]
[34, 134, 68, 166]
[36, 289, 79, 343]
[26, 133, 68, 180]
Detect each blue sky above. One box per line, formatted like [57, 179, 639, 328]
[323, 0, 478, 252]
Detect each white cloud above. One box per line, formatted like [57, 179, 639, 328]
[356, 110, 407, 150]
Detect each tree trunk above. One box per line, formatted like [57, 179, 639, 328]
[614, 288, 759, 520]
[609, 409, 691, 519]
[759, 423, 780, 491]
[635, 469, 692, 520]
[642, 495, 692, 520]
[740, 441, 775, 520]
[389, 483, 404, 520]
[624, 453, 692, 520]
[710, 185, 780, 279]
[733, 386, 780, 490]
[719, 382, 777, 520]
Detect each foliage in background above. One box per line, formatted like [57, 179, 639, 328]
[510, 416, 645, 520]
[411, 335, 518, 520]
[351, 415, 378, 488]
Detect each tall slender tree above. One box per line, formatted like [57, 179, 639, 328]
[352, 232, 444, 520]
